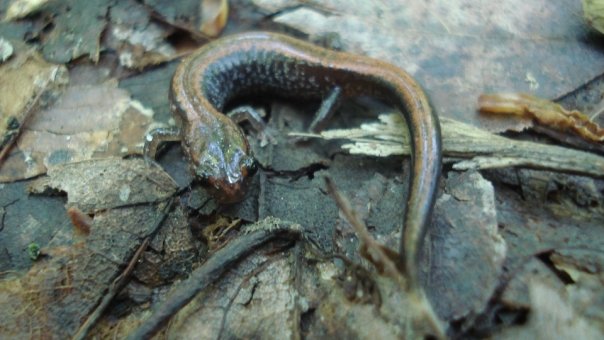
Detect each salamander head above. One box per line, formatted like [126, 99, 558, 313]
[192, 138, 256, 204]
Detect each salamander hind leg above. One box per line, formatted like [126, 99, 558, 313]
[309, 86, 342, 133]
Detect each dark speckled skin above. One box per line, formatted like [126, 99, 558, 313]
[170, 31, 442, 289]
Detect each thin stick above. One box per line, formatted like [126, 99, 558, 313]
[127, 221, 301, 340]
[72, 238, 150, 340]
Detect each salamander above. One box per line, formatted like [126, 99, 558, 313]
[151, 31, 442, 289]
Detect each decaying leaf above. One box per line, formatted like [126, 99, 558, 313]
[133, 205, 200, 287]
[0, 201, 171, 339]
[36, 0, 115, 63]
[325, 178, 445, 338]
[0, 46, 68, 165]
[105, 0, 178, 69]
[0, 152, 175, 338]
[479, 92, 604, 143]
[138, 0, 228, 39]
[500, 258, 565, 309]
[28, 158, 178, 213]
[167, 249, 298, 339]
[0, 66, 157, 182]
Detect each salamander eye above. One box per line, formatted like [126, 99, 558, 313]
[243, 156, 257, 175]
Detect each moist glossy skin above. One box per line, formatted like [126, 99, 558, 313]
[170, 31, 442, 289]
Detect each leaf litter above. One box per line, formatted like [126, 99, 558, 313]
[1, 0, 604, 338]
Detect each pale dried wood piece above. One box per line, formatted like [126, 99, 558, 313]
[291, 113, 604, 178]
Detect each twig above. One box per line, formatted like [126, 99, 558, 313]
[323, 177, 404, 284]
[0, 87, 45, 166]
[127, 219, 301, 340]
[216, 260, 274, 340]
[291, 115, 604, 179]
[72, 238, 150, 340]
[324, 177, 445, 339]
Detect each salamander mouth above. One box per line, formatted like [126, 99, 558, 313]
[205, 177, 248, 204]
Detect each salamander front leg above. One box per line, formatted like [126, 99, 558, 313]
[143, 127, 182, 164]
[227, 106, 276, 146]
[309, 86, 342, 133]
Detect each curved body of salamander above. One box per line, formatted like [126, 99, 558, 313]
[170, 31, 442, 289]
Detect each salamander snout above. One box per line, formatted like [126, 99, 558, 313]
[195, 153, 257, 204]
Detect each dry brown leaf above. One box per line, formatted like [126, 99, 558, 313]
[0, 68, 157, 182]
[479, 92, 604, 143]
[0, 47, 68, 166]
[28, 158, 178, 213]
[199, 0, 229, 37]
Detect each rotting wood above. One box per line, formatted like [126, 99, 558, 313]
[291, 114, 604, 179]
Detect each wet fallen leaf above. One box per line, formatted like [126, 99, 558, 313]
[0, 181, 74, 272]
[134, 205, 201, 287]
[495, 171, 604, 273]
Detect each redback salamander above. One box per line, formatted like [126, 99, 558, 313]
[156, 31, 442, 289]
